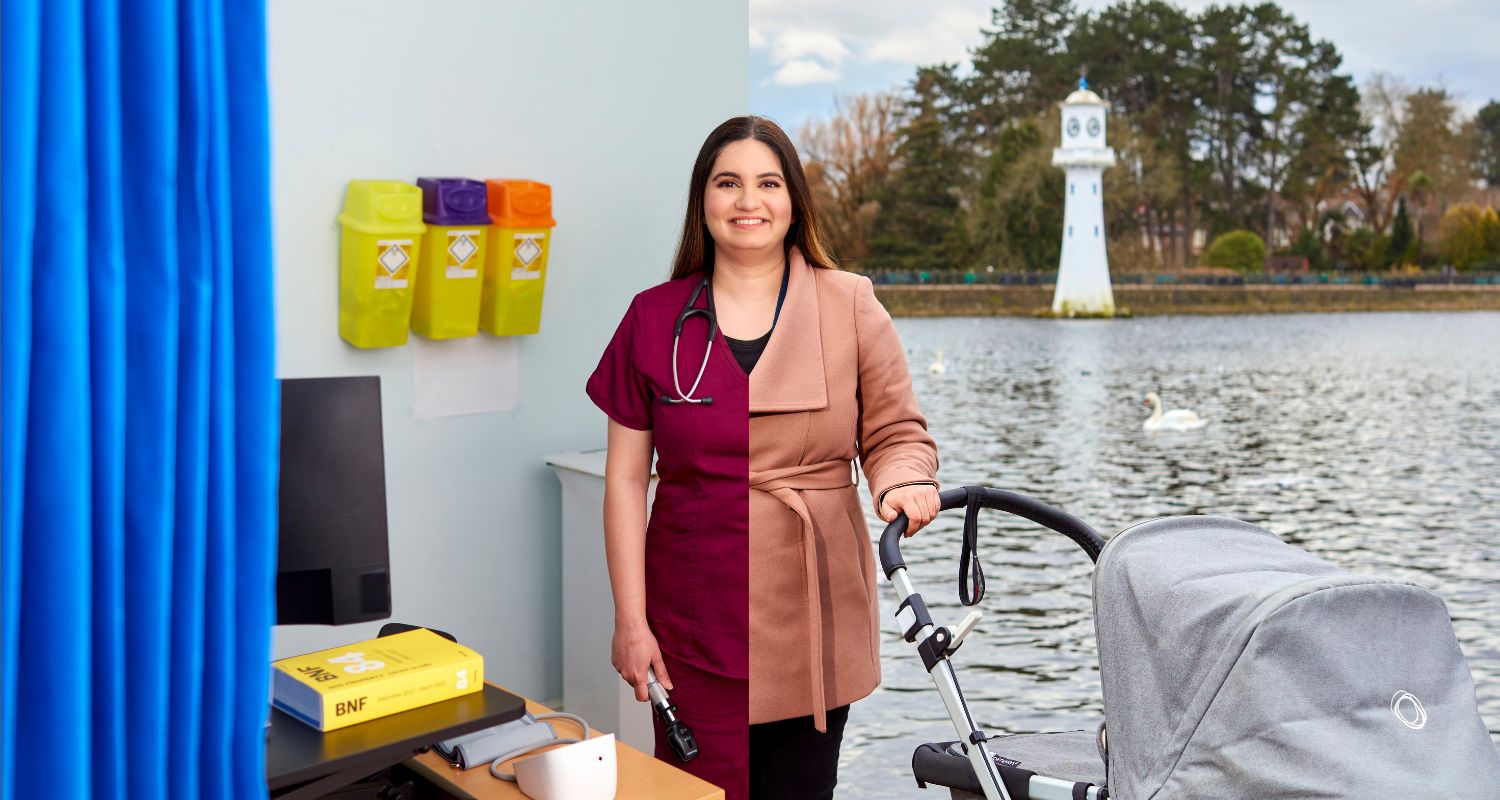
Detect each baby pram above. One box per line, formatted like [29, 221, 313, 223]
[879, 486, 1500, 799]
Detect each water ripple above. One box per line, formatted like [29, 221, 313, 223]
[840, 312, 1500, 798]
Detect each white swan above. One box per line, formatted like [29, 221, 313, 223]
[929, 348, 946, 374]
[1143, 391, 1207, 431]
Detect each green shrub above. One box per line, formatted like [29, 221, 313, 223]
[1438, 204, 1499, 270]
[1345, 228, 1391, 272]
[1289, 228, 1328, 271]
[1202, 229, 1267, 273]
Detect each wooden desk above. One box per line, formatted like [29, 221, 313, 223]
[406, 684, 723, 800]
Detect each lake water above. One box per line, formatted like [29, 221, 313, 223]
[840, 311, 1500, 798]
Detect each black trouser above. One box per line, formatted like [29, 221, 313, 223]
[748, 705, 851, 800]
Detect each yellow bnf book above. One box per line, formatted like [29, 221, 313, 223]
[272, 628, 483, 731]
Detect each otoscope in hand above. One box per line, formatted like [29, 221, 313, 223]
[646, 667, 698, 762]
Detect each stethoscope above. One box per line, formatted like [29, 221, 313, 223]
[662, 273, 716, 406]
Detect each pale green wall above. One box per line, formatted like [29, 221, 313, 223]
[268, 0, 748, 703]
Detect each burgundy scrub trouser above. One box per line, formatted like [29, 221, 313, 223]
[652, 651, 749, 800]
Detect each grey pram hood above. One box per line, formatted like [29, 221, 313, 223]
[1094, 516, 1500, 798]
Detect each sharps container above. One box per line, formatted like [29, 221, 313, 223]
[338, 180, 427, 348]
[480, 179, 556, 336]
[412, 178, 489, 339]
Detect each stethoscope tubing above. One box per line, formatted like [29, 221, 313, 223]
[666, 331, 713, 405]
[663, 274, 716, 406]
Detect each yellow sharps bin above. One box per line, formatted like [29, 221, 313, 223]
[411, 178, 489, 339]
[480, 179, 556, 336]
[338, 180, 427, 348]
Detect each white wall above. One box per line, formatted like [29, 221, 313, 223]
[268, 0, 747, 704]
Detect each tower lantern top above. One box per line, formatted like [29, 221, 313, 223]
[1064, 75, 1105, 106]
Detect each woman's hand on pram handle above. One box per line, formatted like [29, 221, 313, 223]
[877, 482, 941, 536]
[879, 488, 1107, 581]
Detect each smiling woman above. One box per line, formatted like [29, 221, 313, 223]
[670, 118, 835, 283]
[587, 115, 939, 800]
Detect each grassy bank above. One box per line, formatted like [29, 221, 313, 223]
[874, 284, 1500, 317]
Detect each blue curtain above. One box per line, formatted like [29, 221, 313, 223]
[0, 0, 278, 798]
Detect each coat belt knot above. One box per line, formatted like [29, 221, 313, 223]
[749, 458, 855, 733]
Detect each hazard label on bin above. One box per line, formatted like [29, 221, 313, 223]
[446, 230, 480, 279]
[511, 233, 544, 280]
[375, 240, 411, 289]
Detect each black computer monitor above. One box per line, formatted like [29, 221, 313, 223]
[277, 375, 393, 625]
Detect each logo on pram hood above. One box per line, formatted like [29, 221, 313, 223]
[1391, 691, 1427, 730]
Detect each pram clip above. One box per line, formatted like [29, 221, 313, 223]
[916, 611, 982, 673]
[881, 486, 1500, 800]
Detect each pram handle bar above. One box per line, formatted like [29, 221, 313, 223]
[879, 486, 1106, 579]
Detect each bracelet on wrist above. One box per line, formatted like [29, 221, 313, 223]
[877, 480, 940, 514]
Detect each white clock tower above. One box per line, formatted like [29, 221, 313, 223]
[1051, 78, 1116, 317]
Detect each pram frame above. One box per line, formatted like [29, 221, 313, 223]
[879, 486, 1109, 800]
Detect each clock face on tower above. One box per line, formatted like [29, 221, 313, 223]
[1066, 118, 1080, 137]
[1087, 118, 1101, 137]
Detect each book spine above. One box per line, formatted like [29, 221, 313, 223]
[318, 653, 484, 731]
[272, 668, 327, 729]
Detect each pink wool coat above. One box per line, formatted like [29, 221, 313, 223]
[749, 250, 938, 731]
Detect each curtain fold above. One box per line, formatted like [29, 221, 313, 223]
[18, 4, 93, 798]
[85, 0, 129, 796]
[224, 0, 280, 793]
[0, 0, 40, 788]
[19, 7, 95, 800]
[120, 0, 181, 795]
[171, 0, 213, 794]
[0, 1, 278, 798]
[198, 0, 240, 795]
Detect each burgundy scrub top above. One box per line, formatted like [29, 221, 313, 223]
[586, 272, 749, 680]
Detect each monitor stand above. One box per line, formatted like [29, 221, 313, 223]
[267, 683, 526, 800]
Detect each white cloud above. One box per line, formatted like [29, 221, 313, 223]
[752, 0, 938, 41]
[770, 30, 852, 66]
[771, 59, 842, 86]
[749, 27, 768, 49]
[864, 8, 986, 66]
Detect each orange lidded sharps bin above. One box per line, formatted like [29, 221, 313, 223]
[338, 180, 427, 348]
[411, 178, 489, 339]
[480, 179, 556, 336]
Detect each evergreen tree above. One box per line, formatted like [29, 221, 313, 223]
[1389, 196, 1414, 264]
[967, 122, 1065, 271]
[1068, 0, 1198, 268]
[963, 0, 1080, 136]
[867, 67, 970, 271]
[1475, 100, 1500, 188]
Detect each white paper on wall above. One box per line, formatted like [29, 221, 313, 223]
[410, 334, 518, 419]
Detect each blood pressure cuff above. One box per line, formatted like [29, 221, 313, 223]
[434, 713, 558, 769]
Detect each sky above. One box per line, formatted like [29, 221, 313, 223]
[748, 0, 1500, 136]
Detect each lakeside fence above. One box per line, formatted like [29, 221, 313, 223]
[867, 270, 1500, 288]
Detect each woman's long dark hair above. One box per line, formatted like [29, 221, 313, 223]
[670, 116, 838, 280]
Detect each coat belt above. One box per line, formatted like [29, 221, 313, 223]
[749, 458, 855, 733]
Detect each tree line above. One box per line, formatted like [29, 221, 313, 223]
[798, 0, 1500, 274]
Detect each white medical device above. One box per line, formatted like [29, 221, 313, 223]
[436, 710, 616, 800]
[511, 733, 618, 800]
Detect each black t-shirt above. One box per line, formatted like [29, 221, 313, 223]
[725, 329, 771, 374]
[721, 263, 790, 375]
